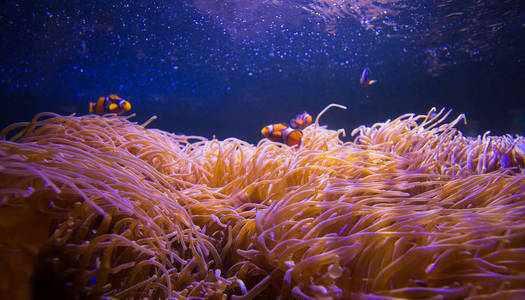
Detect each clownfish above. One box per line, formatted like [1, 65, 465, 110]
[261, 123, 303, 147]
[360, 67, 377, 88]
[89, 94, 131, 115]
[290, 111, 313, 130]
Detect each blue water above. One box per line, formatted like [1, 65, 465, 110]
[1, 0, 524, 143]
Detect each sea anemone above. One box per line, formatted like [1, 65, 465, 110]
[0, 107, 524, 299]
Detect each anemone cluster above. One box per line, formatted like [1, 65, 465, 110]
[0, 107, 524, 299]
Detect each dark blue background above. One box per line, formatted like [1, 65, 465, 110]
[1, 0, 524, 143]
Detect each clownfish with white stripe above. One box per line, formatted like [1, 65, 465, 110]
[290, 111, 313, 129]
[89, 94, 131, 115]
[261, 123, 303, 147]
[360, 67, 377, 88]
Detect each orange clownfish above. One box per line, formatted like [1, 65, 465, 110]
[261, 123, 303, 147]
[89, 94, 131, 115]
[290, 111, 313, 129]
[360, 67, 378, 88]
